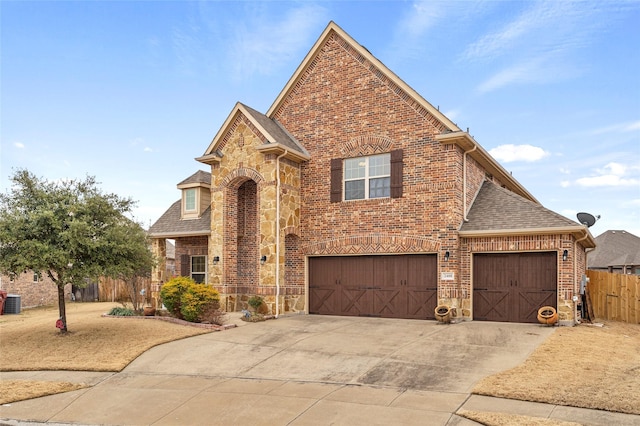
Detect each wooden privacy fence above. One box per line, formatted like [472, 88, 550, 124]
[98, 277, 152, 306]
[586, 270, 640, 324]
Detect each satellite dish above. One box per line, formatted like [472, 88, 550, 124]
[577, 212, 599, 228]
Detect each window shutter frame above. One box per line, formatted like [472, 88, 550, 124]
[330, 158, 343, 203]
[180, 254, 190, 277]
[390, 149, 403, 198]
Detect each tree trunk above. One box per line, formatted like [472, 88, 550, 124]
[57, 284, 68, 333]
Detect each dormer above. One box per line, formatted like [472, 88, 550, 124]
[177, 170, 211, 220]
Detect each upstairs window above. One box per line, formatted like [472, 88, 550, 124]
[331, 149, 403, 202]
[344, 154, 390, 200]
[184, 189, 196, 211]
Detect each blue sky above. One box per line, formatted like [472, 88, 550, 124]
[2, 1, 639, 238]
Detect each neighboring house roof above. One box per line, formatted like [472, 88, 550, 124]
[148, 200, 210, 238]
[178, 170, 211, 187]
[196, 102, 310, 165]
[588, 230, 640, 268]
[460, 181, 595, 247]
[165, 240, 175, 260]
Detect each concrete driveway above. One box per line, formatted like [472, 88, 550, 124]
[1, 315, 557, 425]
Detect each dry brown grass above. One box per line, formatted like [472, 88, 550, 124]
[459, 410, 582, 426]
[473, 321, 640, 415]
[0, 302, 211, 371]
[0, 380, 88, 405]
[0, 302, 214, 404]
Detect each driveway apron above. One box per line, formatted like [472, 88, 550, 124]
[1, 315, 557, 425]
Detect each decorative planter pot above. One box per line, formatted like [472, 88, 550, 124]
[143, 306, 156, 316]
[537, 306, 558, 325]
[434, 305, 452, 323]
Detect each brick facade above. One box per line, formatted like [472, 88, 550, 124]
[0, 272, 71, 309]
[151, 23, 592, 324]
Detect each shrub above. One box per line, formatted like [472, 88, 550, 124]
[198, 301, 227, 325]
[159, 276, 193, 319]
[159, 277, 220, 322]
[248, 295, 263, 312]
[180, 283, 220, 322]
[108, 306, 135, 316]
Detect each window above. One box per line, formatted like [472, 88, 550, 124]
[191, 255, 207, 283]
[184, 189, 196, 211]
[331, 149, 403, 203]
[344, 154, 390, 200]
[33, 272, 40, 282]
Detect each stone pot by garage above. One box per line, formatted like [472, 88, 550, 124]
[537, 306, 558, 325]
[143, 306, 156, 316]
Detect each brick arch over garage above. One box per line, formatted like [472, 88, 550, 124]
[302, 234, 440, 256]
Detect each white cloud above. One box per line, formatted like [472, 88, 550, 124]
[575, 162, 640, 187]
[14, 142, 25, 149]
[587, 120, 640, 135]
[144, 147, 153, 152]
[560, 181, 571, 188]
[489, 144, 549, 163]
[229, 5, 328, 80]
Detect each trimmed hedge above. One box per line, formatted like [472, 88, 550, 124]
[160, 277, 220, 322]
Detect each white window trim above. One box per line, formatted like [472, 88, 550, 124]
[190, 255, 207, 284]
[343, 154, 391, 200]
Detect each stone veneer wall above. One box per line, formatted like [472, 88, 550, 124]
[207, 113, 303, 314]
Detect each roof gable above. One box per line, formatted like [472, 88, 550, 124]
[196, 102, 309, 165]
[460, 181, 595, 247]
[177, 170, 211, 188]
[148, 200, 211, 238]
[266, 21, 459, 133]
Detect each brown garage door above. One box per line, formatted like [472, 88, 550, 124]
[309, 254, 437, 319]
[473, 252, 557, 323]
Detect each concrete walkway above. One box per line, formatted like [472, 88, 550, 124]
[2, 314, 639, 425]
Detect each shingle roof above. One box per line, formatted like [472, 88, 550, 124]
[178, 170, 211, 186]
[148, 200, 210, 237]
[461, 181, 580, 232]
[588, 230, 640, 268]
[239, 103, 309, 157]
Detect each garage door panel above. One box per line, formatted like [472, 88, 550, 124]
[308, 288, 337, 314]
[373, 289, 403, 317]
[405, 289, 437, 319]
[309, 255, 437, 319]
[474, 290, 511, 321]
[340, 287, 372, 316]
[473, 252, 557, 323]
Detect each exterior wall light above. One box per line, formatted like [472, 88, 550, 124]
[562, 250, 568, 261]
[260, 255, 267, 265]
[213, 256, 220, 265]
[444, 251, 450, 262]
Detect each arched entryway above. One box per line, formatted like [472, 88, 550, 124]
[224, 179, 259, 293]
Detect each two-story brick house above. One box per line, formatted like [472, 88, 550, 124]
[149, 21, 595, 325]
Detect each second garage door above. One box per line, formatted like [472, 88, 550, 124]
[473, 252, 557, 323]
[309, 254, 437, 319]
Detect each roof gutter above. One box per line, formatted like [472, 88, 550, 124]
[459, 226, 596, 248]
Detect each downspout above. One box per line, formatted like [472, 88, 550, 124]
[275, 149, 289, 319]
[463, 143, 477, 222]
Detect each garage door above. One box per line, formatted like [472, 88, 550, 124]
[473, 252, 557, 323]
[309, 254, 437, 319]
